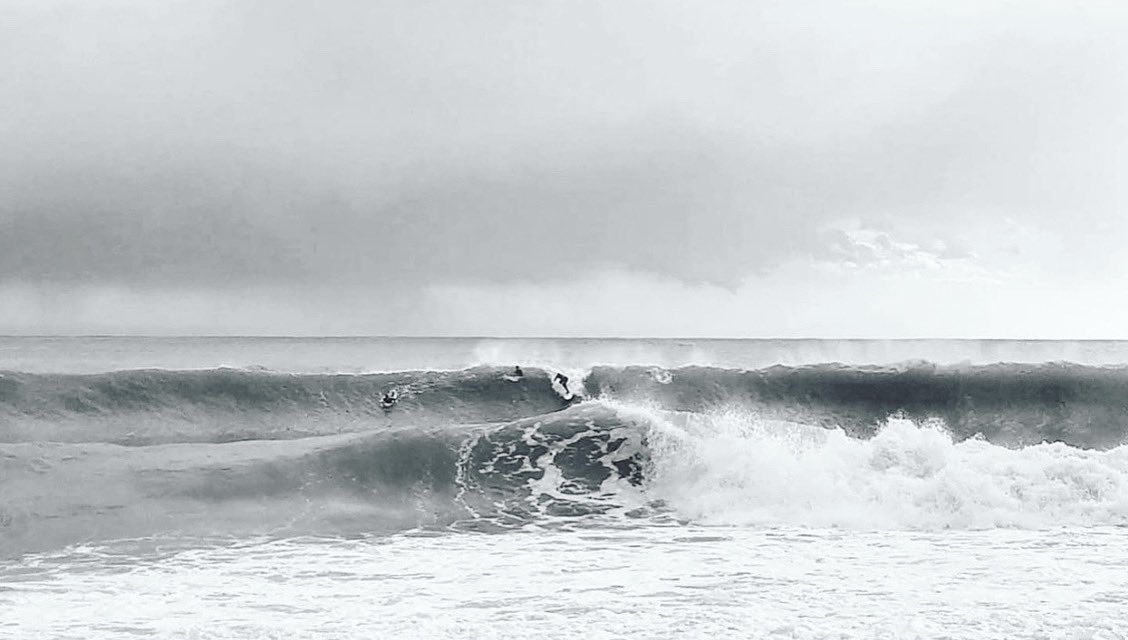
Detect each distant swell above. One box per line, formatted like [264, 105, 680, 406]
[4, 363, 1128, 448]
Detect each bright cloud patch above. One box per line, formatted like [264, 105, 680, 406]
[813, 225, 997, 283]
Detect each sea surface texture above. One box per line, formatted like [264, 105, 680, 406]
[2, 337, 1127, 639]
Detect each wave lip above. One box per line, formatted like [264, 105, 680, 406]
[587, 362, 1128, 448]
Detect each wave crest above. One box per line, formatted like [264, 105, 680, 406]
[5, 362, 1128, 447]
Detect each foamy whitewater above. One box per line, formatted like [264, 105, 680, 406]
[2, 337, 1128, 639]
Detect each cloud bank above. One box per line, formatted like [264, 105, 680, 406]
[2, 0, 1126, 335]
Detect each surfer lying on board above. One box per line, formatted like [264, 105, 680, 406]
[380, 389, 398, 410]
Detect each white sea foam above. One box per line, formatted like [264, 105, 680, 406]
[5, 526, 1127, 640]
[624, 404, 1128, 529]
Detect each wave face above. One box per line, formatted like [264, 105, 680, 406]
[4, 401, 1127, 557]
[0, 404, 650, 555]
[0, 367, 571, 444]
[4, 363, 1128, 448]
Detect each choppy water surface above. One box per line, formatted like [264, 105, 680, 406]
[5, 526, 1127, 639]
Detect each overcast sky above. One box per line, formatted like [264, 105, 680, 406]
[2, 0, 1127, 337]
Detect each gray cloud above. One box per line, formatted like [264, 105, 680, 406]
[2, 0, 1126, 293]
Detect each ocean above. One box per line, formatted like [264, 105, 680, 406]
[2, 337, 1127, 639]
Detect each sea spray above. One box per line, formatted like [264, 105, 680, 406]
[637, 406, 1128, 529]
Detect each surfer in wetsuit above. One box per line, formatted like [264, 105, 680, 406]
[513, 365, 524, 378]
[553, 373, 569, 394]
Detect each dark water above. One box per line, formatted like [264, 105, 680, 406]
[3, 362, 1128, 447]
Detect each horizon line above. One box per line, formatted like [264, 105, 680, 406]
[2, 335, 1128, 342]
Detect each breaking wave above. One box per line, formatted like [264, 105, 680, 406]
[3, 401, 1128, 557]
[5, 361, 1128, 556]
